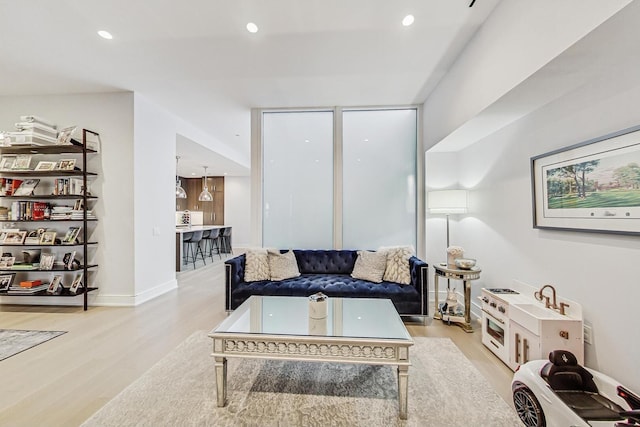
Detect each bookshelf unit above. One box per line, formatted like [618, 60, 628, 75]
[0, 129, 99, 310]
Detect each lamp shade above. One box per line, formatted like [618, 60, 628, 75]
[427, 190, 468, 214]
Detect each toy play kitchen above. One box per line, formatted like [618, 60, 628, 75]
[480, 280, 584, 371]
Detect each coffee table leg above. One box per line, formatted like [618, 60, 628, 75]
[398, 365, 409, 419]
[215, 356, 227, 406]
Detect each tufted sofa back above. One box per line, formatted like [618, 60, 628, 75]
[293, 250, 358, 274]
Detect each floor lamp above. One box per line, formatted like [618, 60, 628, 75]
[427, 189, 469, 259]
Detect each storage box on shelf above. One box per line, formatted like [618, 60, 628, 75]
[0, 129, 99, 310]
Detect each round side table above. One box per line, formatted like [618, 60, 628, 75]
[433, 263, 482, 333]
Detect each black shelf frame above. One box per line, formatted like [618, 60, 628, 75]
[0, 264, 98, 273]
[0, 129, 99, 310]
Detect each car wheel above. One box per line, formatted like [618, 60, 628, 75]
[513, 384, 546, 427]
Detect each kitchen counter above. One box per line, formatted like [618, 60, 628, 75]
[176, 225, 231, 271]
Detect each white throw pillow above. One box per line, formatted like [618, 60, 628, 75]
[244, 248, 270, 282]
[267, 250, 301, 281]
[379, 245, 414, 285]
[351, 250, 387, 283]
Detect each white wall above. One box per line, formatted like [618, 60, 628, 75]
[424, 3, 640, 392]
[224, 176, 251, 248]
[132, 94, 178, 302]
[0, 92, 135, 305]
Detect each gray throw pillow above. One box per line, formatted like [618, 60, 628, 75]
[244, 248, 270, 282]
[267, 250, 301, 281]
[351, 250, 387, 283]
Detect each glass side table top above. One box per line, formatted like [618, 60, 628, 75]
[212, 296, 411, 341]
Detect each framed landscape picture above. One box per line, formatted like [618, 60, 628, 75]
[531, 125, 640, 235]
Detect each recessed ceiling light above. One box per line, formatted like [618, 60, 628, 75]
[191, 172, 196, 176]
[402, 15, 415, 26]
[223, 172, 228, 175]
[97, 30, 113, 40]
[246, 22, 258, 33]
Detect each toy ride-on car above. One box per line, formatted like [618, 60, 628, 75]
[511, 350, 640, 427]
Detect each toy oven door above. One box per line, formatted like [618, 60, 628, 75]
[481, 310, 510, 366]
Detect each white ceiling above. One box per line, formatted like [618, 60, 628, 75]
[0, 0, 501, 177]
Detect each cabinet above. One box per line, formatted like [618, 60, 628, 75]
[0, 129, 99, 310]
[176, 176, 224, 225]
[509, 317, 583, 369]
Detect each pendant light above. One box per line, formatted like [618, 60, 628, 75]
[198, 165, 213, 202]
[175, 156, 187, 199]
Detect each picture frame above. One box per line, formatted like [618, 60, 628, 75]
[0, 273, 15, 291]
[13, 179, 40, 196]
[40, 231, 56, 245]
[61, 227, 81, 245]
[0, 155, 16, 170]
[56, 126, 77, 145]
[531, 124, 640, 235]
[0, 256, 15, 268]
[34, 161, 57, 171]
[62, 251, 76, 270]
[56, 159, 76, 171]
[69, 272, 83, 294]
[39, 253, 55, 270]
[11, 154, 32, 170]
[4, 231, 27, 244]
[46, 274, 63, 294]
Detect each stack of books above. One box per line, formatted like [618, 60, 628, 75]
[7, 279, 48, 294]
[71, 209, 95, 220]
[50, 205, 73, 220]
[8, 116, 58, 146]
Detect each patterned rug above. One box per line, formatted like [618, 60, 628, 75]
[0, 329, 67, 361]
[81, 331, 520, 427]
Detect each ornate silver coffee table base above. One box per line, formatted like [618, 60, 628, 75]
[209, 296, 413, 420]
[211, 334, 411, 419]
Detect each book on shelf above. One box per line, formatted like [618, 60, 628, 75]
[9, 201, 49, 221]
[13, 122, 58, 138]
[7, 283, 49, 294]
[19, 279, 42, 288]
[10, 263, 38, 270]
[13, 179, 40, 196]
[1, 178, 24, 196]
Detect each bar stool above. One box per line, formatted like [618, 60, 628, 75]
[182, 232, 193, 264]
[185, 230, 206, 269]
[203, 228, 222, 260]
[219, 227, 233, 256]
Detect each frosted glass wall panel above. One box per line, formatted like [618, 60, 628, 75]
[263, 111, 333, 248]
[342, 109, 417, 249]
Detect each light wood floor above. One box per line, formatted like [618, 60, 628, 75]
[0, 258, 515, 427]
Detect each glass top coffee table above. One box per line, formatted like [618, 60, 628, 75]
[209, 295, 414, 419]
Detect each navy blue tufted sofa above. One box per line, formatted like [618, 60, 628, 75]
[225, 249, 429, 317]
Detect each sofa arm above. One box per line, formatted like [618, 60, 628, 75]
[409, 256, 429, 316]
[225, 254, 246, 311]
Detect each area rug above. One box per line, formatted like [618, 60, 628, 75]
[81, 331, 520, 427]
[0, 329, 67, 361]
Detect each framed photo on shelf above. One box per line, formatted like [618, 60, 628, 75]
[531, 124, 640, 235]
[0, 155, 16, 170]
[56, 126, 77, 145]
[56, 159, 76, 171]
[13, 179, 40, 196]
[4, 231, 26, 244]
[11, 154, 32, 170]
[69, 272, 83, 294]
[39, 253, 55, 270]
[62, 251, 76, 270]
[61, 227, 81, 245]
[40, 231, 56, 245]
[34, 161, 57, 171]
[0, 256, 15, 268]
[0, 273, 15, 291]
[46, 275, 63, 294]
